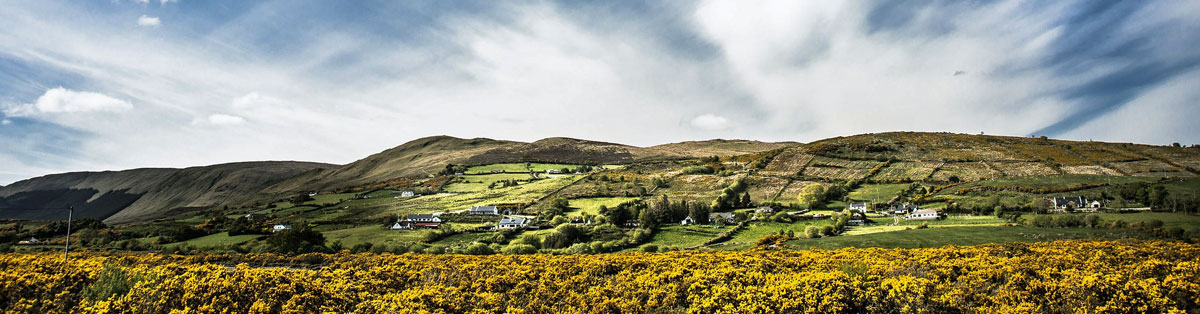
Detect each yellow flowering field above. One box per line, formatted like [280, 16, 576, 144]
[2, 240, 1198, 313]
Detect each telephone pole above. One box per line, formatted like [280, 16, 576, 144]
[64, 206, 73, 261]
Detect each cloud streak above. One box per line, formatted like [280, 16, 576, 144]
[0, 0, 1196, 184]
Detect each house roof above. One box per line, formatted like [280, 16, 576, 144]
[910, 209, 938, 215]
[710, 212, 735, 219]
[470, 205, 498, 212]
[499, 217, 529, 225]
[407, 213, 438, 220]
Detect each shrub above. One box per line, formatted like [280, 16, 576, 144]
[502, 244, 538, 255]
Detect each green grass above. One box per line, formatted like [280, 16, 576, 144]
[464, 163, 583, 174]
[715, 221, 832, 250]
[847, 214, 1007, 235]
[941, 175, 1155, 196]
[444, 173, 545, 193]
[564, 197, 640, 217]
[646, 225, 733, 248]
[847, 183, 910, 203]
[786, 225, 1152, 249]
[165, 232, 263, 248]
[1041, 212, 1200, 230]
[322, 225, 430, 247]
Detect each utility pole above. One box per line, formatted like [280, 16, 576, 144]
[64, 206, 73, 261]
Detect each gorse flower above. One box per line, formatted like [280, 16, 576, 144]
[0, 240, 1197, 313]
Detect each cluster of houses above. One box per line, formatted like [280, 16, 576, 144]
[390, 205, 532, 231]
[1050, 196, 1102, 212]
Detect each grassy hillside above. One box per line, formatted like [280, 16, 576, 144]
[0, 161, 335, 224]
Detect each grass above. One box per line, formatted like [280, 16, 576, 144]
[847, 183, 910, 203]
[847, 214, 1007, 235]
[464, 163, 583, 174]
[444, 173, 546, 193]
[322, 225, 430, 247]
[647, 225, 733, 248]
[563, 197, 640, 217]
[715, 221, 833, 250]
[1041, 212, 1200, 230]
[786, 225, 1152, 249]
[165, 232, 263, 248]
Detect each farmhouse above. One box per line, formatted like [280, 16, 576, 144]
[890, 204, 919, 215]
[904, 209, 940, 220]
[755, 206, 776, 214]
[272, 224, 292, 232]
[1051, 196, 1088, 210]
[400, 191, 415, 197]
[847, 202, 868, 211]
[390, 221, 412, 230]
[406, 213, 442, 223]
[710, 212, 735, 224]
[17, 237, 39, 245]
[680, 216, 696, 225]
[497, 217, 531, 229]
[244, 213, 266, 221]
[546, 169, 561, 174]
[468, 205, 500, 216]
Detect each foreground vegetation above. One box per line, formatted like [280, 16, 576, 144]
[2, 240, 1197, 313]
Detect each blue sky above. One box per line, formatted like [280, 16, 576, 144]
[1, 0, 1198, 185]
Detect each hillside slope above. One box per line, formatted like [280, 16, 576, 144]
[761, 132, 1200, 181]
[0, 161, 334, 224]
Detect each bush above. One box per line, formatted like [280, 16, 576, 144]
[501, 244, 538, 254]
[464, 243, 494, 255]
[682, 165, 715, 175]
[804, 226, 821, 238]
[641, 245, 659, 253]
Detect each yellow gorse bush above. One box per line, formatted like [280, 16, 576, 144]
[1, 240, 1198, 313]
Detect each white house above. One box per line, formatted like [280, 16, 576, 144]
[272, 224, 292, 232]
[890, 204, 919, 215]
[1051, 196, 1087, 210]
[17, 237, 39, 245]
[497, 217, 531, 229]
[405, 213, 442, 223]
[468, 205, 500, 216]
[710, 212, 735, 224]
[754, 206, 776, 214]
[400, 191, 415, 197]
[847, 202, 868, 211]
[680, 216, 696, 225]
[391, 222, 412, 230]
[904, 209, 939, 220]
[546, 169, 561, 174]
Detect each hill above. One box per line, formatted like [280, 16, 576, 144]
[760, 132, 1200, 181]
[0, 161, 334, 224]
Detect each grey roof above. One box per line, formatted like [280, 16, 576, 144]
[407, 213, 438, 220]
[499, 217, 529, 225]
[470, 205, 498, 212]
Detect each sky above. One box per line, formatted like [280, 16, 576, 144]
[1, 0, 1198, 185]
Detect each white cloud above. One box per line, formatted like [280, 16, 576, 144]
[4, 87, 133, 116]
[137, 15, 160, 27]
[159, 0, 177, 5]
[690, 114, 730, 130]
[131, 0, 150, 4]
[1, 119, 10, 125]
[205, 114, 245, 125]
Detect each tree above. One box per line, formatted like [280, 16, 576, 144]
[265, 226, 327, 254]
[740, 192, 752, 208]
[797, 184, 826, 209]
[993, 206, 1004, 217]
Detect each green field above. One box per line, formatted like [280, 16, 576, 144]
[464, 163, 583, 174]
[787, 225, 1152, 249]
[445, 173, 550, 193]
[715, 221, 833, 250]
[322, 225, 431, 247]
[166, 232, 264, 248]
[564, 197, 640, 217]
[646, 225, 733, 248]
[1042, 212, 1200, 230]
[847, 183, 910, 203]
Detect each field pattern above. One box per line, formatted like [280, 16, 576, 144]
[3, 240, 1198, 313]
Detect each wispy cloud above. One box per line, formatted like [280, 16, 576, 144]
[136, 15, 160, 27]
[0, 0, 1196, 184]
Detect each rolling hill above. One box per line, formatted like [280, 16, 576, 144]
[0, 161, 334, 224]
[3, 132, 1195, 225]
